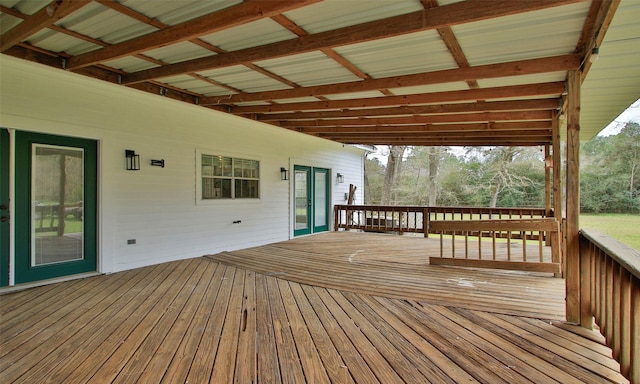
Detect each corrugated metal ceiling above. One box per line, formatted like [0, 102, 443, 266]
[0, 0, 637, 146]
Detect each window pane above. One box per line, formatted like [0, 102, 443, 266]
[235, 179, 259, 198]
[216, 178, 232, 198]
[222, 157, 232, 177]
[201, 155, 214, 176]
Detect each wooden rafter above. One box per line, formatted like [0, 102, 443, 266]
[121, 0, 583, 84]
[253, 99, 559, 121]
[292, 121, 552, 134]
[275, 111, 552, 128]
[200, 55, 579, 105]
[0, 0, 91, 52]
[229, 82, 567, 114]
[66, 0, 320, 69]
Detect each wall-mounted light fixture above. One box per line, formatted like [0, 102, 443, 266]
[589, 46, 599, 63]
[544, 156, 553, 169]
[336, 173, 344, 184]
[280, 167, 289, 181]
[151, 159, 165, 168]
[125, 150, 140, 171]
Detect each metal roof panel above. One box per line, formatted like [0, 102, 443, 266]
[200, 18, 296, 52]
[198, 65, 292, 93]
[284, 0, 423, 34]
[256, 51, 361, 87]
[335, 30, 457, 79]
[143, 42, 214, 65]
[453, 2, 590, 66]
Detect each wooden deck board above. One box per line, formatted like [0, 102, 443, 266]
[0, 232, 628, 383]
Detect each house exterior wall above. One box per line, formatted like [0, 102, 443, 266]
[0, 55, 364, 275]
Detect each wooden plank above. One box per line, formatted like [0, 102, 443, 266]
[184, 266, 237, 384]
[235, 270, 257, 383]
[266, 276, 307, 383]
[379, 297, 512, 383]
[495, 313, 628, 383]
[453, 308, 602, 383]
[430, 218, 559, 232]
[435, 305, 574, 384]
[343, 292, 469, 383]
[136, 261, 220, 383]
[255, 273, 282, 383]
[277, 279, 331, 383]
[328, 289, 430, 383]
[429, 257, 562, 274]
[84, 260, 204, 384]
[288, 282, 354, 384]
[301, 284, 380, 382]
[4, 261, 183, 383]
[210, 268, 246, 383]
[160, 262, 227, 384]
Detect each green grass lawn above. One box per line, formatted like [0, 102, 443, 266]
[580, 213, 640, 251]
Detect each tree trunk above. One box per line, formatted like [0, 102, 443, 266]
[381, 146, 406, 205]
[428, 147, 440, 206]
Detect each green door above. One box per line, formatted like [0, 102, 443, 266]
[0, 129, 9, 286]
[14, 131, 97, 284]
[293, 165, 330, 237]
[312, 168, 329, 233]
[294, 165, 312, 236]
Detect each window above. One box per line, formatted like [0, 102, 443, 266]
[201, 154, 259, 199]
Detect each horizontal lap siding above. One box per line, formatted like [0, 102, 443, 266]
[0, 55, 364, 273]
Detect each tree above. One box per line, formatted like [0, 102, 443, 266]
[381, 146, 407, 205]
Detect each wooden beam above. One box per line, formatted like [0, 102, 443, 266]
[552, 111, 563, 275]
[229, 82, 566, 113]
[0, 0, 91, 52]
[317, 130, 551, 140]
[333, 138, 551, 146]
[252, 99, 559, 121]
[291, 121, 552, 134]
[199, 55, 580, 104]
[429, 258, 562, 274]
[122, 0, 584, 84]
[66, 0, 319, 69]
[565, 70, 582, 325]
[276, 111, 551, 128]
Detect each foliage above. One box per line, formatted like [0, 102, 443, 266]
[580, 122, 640, 213]
[364, 124, 639, 214]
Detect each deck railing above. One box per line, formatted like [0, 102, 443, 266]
[333, 204, 550, 235]
[580, 229, 640, 383]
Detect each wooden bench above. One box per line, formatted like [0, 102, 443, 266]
[428, 218, 562, 275]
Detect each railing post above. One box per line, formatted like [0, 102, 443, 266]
[579, 234, 593, 329]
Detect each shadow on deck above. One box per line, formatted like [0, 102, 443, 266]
[0, 232, 627, 383]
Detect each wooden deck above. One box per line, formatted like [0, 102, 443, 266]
[0, 232, 627, 383]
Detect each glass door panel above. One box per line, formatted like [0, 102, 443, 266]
[294, 166, 311, 236]
[31, 144, 84, 266]
[0, 129, 9, 287]
[313, 168, 329, 232]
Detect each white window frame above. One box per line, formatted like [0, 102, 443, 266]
[195, 149, 261, 205]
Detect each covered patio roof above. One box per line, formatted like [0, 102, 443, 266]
[1, 0, 638, 147]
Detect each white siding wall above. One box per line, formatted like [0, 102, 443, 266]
[0, 56, 364, 274]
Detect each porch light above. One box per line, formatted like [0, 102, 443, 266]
[545, 156, 553, 169]
[125, 150, 140, 171]
[336, 173, 344, 184]
[280, 167, 289, 181]
[589, 46, 599, 63]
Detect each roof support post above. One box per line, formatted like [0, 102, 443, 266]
[565, 70, 591, 327]
[551, 111, 563, 277]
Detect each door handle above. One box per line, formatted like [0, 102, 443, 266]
[0, 204, 6, 210]
[0, 216, 9, 223]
